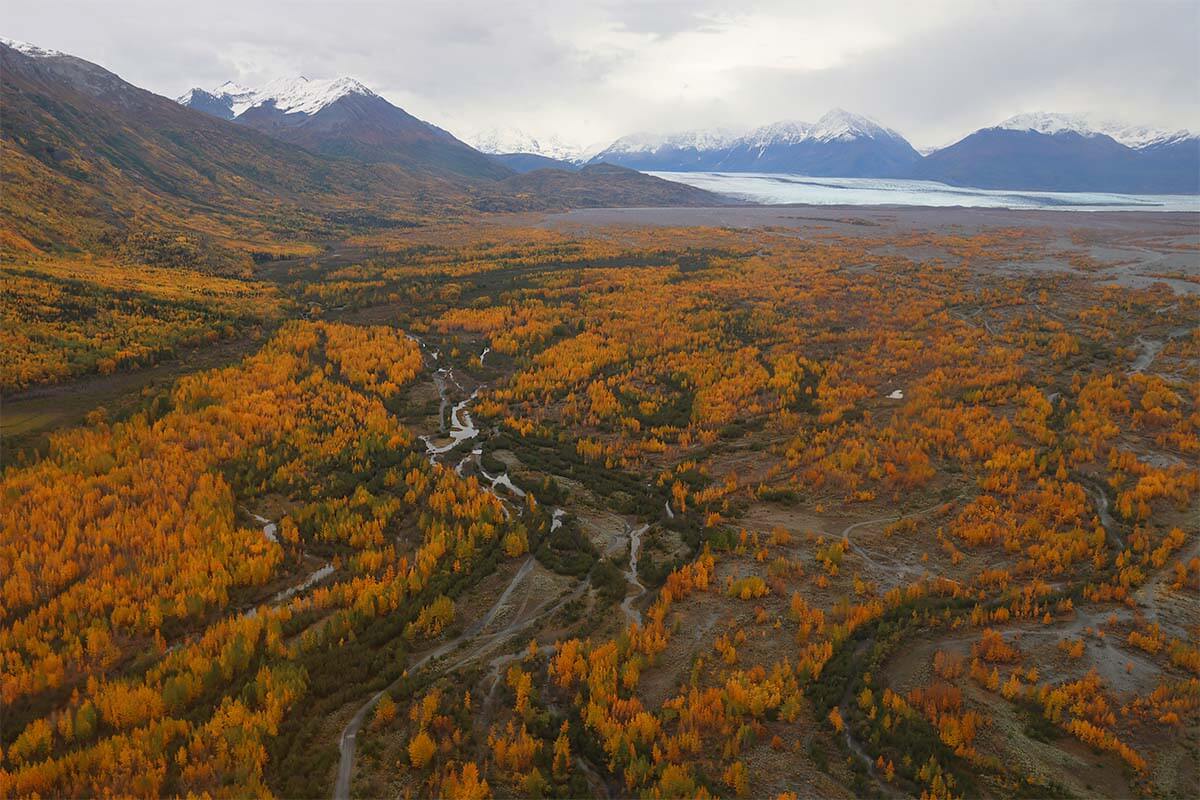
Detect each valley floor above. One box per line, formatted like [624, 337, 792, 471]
[1, 208, 1197, 800]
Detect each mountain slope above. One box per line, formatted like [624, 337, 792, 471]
[1137, 137, 1200, 194]
[487, 152, 582, 173]
[0, 41, 465, 263]
[181, 77, 509, 179]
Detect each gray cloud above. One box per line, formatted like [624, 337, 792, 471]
[5, 0, 1197, 149]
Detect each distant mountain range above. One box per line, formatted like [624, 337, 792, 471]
[5, 33, 1195, 205]
[175, 68, 1198, 193]
[478, 110, 1199, 194]
[465, 127, 588, 163]
[591, 110, 923, 178]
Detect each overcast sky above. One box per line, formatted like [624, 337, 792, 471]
[6, 0, 1198, 149]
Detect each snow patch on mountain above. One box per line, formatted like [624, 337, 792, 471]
[599, 109, 908, 159]
[1, 36, 65, 58]
[466, 127, 585, 161]
[738, 120, 813, 148]
[179, 76, 379, 118]
[806, 108, 902, 143]
[995, 112, 1194, 149]
[604, 128, 744, 155]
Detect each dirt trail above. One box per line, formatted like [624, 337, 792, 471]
[1135, 534, 1200, 624]
[831, 496, 962, 582]
[1080, 477, 1124, 550]
[837, 640, 906, 799]
[333, 557, 536, 800]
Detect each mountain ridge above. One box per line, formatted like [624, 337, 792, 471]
[178, 75, 508, 179]
[588, 109, 923, 177]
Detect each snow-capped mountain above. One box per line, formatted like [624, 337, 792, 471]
[590, 109, 921, 177]
[178, 77, 381, 120]
[721, 110, 921, 176]
[0, 36, 64, 58]
[995, 112, 1194, 150]
[602, 128, 744, 156]
[735, 120, 812, 150]
[804, 108, 905, 143]
[179, 75, 508, 179]
[465, 127, 586, 163]
[587, 127, 744, 172]
[583, 107, 1196, 190]
[916, 111, 1198, 193]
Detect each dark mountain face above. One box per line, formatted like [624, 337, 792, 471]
[718, 136, 921, 177]
[913, 129, 1197, 193]
[1136, 137, 1200, 194]
[594, 138, 921, 177]
[487, 152, 582, 173]
[177, 89, 236, 119]
[591, 146, 729, 172]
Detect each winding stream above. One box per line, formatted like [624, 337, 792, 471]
[270, 564, 336, 606]
[620, 523, 649, 626]
[420, 387, 479, 460]
[478, 464, 526, 498]
[251, 512, 279, 543]
[241, 512, 334, 618]
[411, 343, 524, 508]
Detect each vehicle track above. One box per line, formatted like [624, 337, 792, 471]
[333, 557, 536, 799]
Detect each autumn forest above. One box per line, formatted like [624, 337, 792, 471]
[2, 209, 1198, 800]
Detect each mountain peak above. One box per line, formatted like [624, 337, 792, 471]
[1, 36, 65, 58]
[809, 108, 899, 142]
[236, 76, 379, 116]
[994, 111, 1194, 149]
[215, 80, 253, 96]
[605, 128, 743, 156]
[179, 75, 380, 119]
[740, 120, 812, 147]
